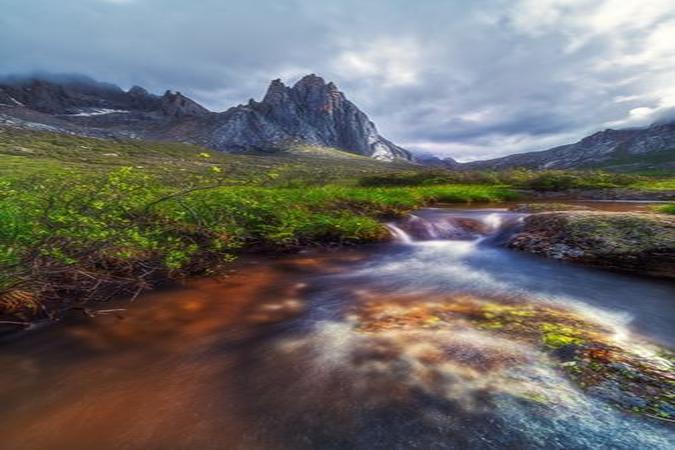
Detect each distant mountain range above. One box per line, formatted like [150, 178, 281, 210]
[461, 121, 675, 172]
[1, 73, 674, 171]
[0, 74, 410, 161]
[413, 121, 675, 172]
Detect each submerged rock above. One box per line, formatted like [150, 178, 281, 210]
[349, 292, 675, 422]
[507, 211, 675, 279]
[550, 343, 579, 362]
[587, 381, 648, 409]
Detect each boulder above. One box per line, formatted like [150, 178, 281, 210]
[507, 211, 675, 278]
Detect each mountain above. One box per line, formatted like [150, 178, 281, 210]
[463, 121, 675, 171]
[0, 74, 411, 161]
[412, 152, 460, 168]
[204, 75, 410, 160]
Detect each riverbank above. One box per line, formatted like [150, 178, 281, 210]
[0, 172, 516, 326]
[4, 177, 674, 329]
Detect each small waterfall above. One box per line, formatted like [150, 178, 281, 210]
[387, 209, 525, 245]
[385, 223, 414, 244]
[479, 215, 525, 246]
[481, 213, 502, 231]
[400, 213, 470, 241]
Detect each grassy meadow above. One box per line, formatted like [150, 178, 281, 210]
[1, 127, 673, 323]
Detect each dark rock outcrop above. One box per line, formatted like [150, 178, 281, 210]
[0, 75, 131, 114]
[127, 85, 162, 111]
[160, 90, 209, 118]
[0, 73, 412, 161]
[507, 211, 675, 278]
[413, 152, 459, 168]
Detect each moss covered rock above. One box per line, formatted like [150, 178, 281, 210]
[508, 211, 675, 278]
[351, 293, 675, 421]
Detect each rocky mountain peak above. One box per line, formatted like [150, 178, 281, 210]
[260, 75, 343, 113]
[462, 119, 675, 171]
[160, 90, 209, 118]
[293, 73, 326, 89]
[0, 72, 412, 162]
[128, 85, 150, 97]
[289, 74, 345, 113]
[261, 79, 291, 106]
[0, 74, 130, 113]
[203, 74, 410, 160]
[125, 85, 160, 110]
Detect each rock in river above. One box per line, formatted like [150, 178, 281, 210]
[507, 211, 675, 279]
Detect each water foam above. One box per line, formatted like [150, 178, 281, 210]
[269, 315, 673, 449]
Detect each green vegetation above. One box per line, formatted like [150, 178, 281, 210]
[1, 127, 673, 323]
[3, 128, 673, 191]
[539, 323, 585, 348]
[359, 168, 673, 192]
[631, 178, 675, 190]
[656, 204, 675, 214]
[5, 128, 675, 191]
[591, 148, 675, 174]
[0, 159, 514, 322]
[0, 128, 420, 185]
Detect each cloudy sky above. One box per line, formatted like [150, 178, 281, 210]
[2, 0, 675, 161]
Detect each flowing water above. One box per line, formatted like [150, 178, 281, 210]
[0, 203, 673, 449]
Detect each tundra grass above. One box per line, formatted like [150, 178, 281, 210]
[0, 165, 515, 323]
[631, 179, 675, 190]
[656, 204, 675, 214]
[0, 127, 420, 185]
[3, 128, 674, 189]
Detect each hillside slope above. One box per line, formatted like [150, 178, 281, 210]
[0, 127, 418, 184]
[463, 121, 675, 172]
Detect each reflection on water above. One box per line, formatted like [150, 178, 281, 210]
[0, 206, 673, 450]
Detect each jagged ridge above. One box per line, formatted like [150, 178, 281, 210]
[0, 73, 411, 161]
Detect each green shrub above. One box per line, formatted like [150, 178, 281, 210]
[0, 167, 516, 321]
[656, 204, 675, 214]
[358, 169, 643, 191]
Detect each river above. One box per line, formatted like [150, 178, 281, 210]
[0, 203, 673, 449]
